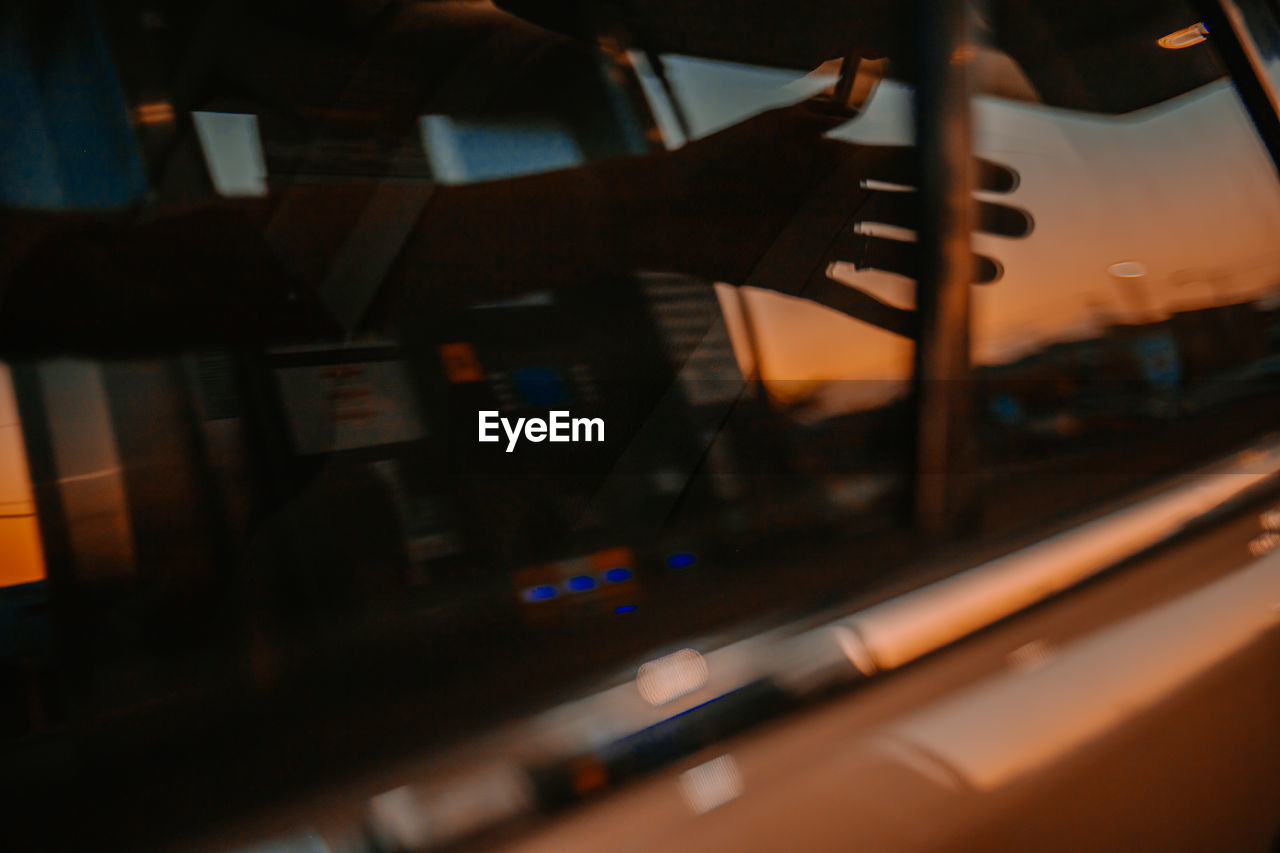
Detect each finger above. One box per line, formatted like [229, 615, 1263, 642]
[976, 159, 1020, 193]
[978, 199, 1034, 237]
[860, 146, 1020, 193]
[830, 234, 1003, 283]
[858, 191, 1033, 237]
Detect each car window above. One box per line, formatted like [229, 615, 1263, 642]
[3, 6, 1280, 844]
[966, 2, 1280, 533]
[0, 1, 931, 751]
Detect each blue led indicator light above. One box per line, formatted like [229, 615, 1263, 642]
[603, 567, 634, 583]
[523, 585, 558, 602]
[665, 552, 696, 569]
[614, 605, 638, 614]
[565, 575, 596, 592]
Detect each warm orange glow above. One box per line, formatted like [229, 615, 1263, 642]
[1158, 23, 1209, 49]
[439, 342, 484, 383]
[589, 546, 633, 572]
[570, 757, 609, 795]
[132, 101, 175, 125]
[0, 366, 45, 587]
[0, 516, 45, 587]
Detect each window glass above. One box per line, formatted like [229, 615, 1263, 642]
[971, 2, 1280, 532]
[0, 0, 945, 749]
[8, 1, 1280, 844]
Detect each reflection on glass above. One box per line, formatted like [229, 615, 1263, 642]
[972, 0, 1280, 531]
[637, 648, 710, 706]
[678, 753, 744, 814]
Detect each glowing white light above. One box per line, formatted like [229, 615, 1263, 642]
[679, 754, 743, 814]
[636, 648, 709, 706]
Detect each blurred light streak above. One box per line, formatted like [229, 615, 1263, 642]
[678, 754, 743, 814]
[847, 442, 1280, 671]
[879, 551, 1280, 790]
[637, 648, 709, 706]
[1159, 22, 1209, 49]
[130, 101, 173, 125]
